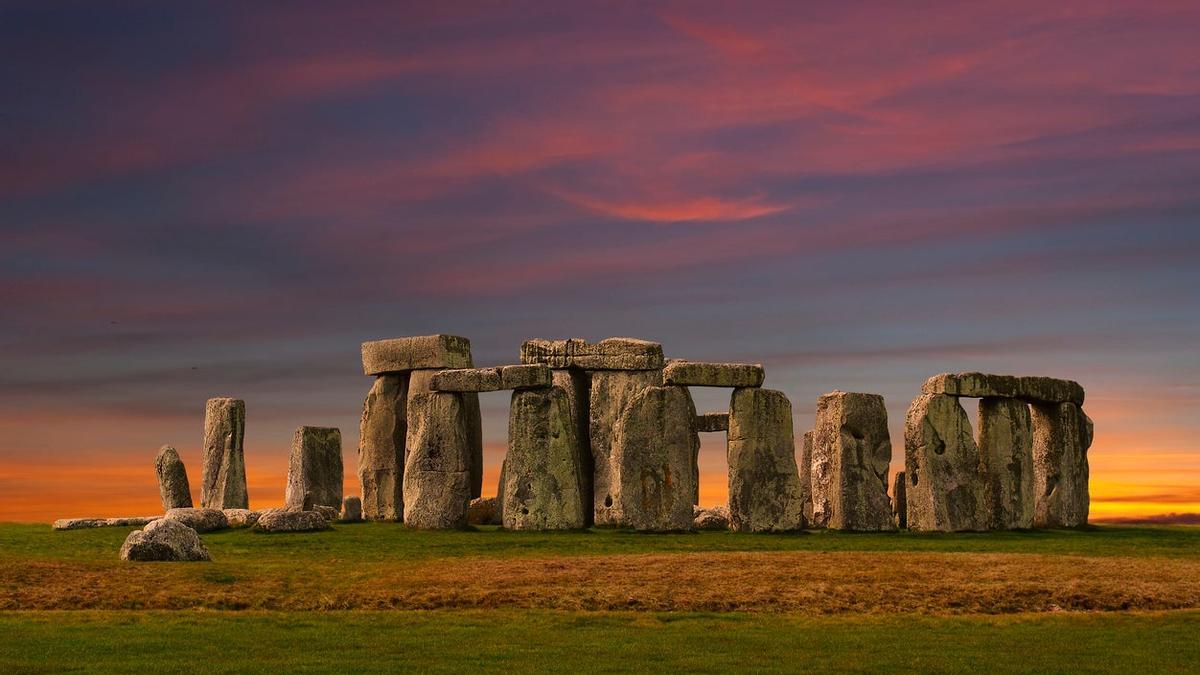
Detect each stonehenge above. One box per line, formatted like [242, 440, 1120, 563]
[201, 397, 249, 509]
[155, 445, 192, 510]
[63, 335, 1094, 542]
[284, 426, 343, 512]
[810, 392, 895, 531]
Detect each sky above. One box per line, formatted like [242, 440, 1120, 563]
[1, 1, 1198, 523]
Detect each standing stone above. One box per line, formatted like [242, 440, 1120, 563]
[978, 398, 1034, 529]
[284, 426, 343, 512]
[811, 392, 896, 531]
[1032, 402, 1092, 527]
[589, 369, 663, 525]
[358, 374, 407, 521]
[904, 393, 988, 531]
[552, 368, 593, 525]
[893, 471, 907, 529]
[408, 370, 484, 500]
[200, 397, 248, 510]
[801, 430, 814, 527]
[608, 385, 698, 531]
[501, 387, 586, 530]
[727, 388, 805, 532]
[155, 445, 192, 510]
[341, 496, 363, 523]
[403, 391, 472, 529]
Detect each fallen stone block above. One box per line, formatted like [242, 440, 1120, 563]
[921, 372, 1084, 406]
[663, 360, 764, 388]
[978, 398, 1034, 529]
[904, 394, 988, 531]
[500, 364, 552, 390]
[120, 519, 210, 562]
[694, 412, 729, 433]
[468, 496, 500, 525]
[502, 387, 586, 530]
[589, 369, 663, 525]
[1032, 402, 1092, 527]
[284, 426, 343, 512]
[312, 504, 340, 522]
[358, 374, 408, 521]
[361, 334, 474, 375]
[200, 397, 249, 510]
[811, 391, 896, 532]
[155, 445, 193, 510]
[727, 388, 805, 532]
[403, 391, 473, 529]
[608, 385, 698, 531]
[341, 496, 363, 523]
[693, 505, 731, 530]
[164, 507, 229, 533]
[521, 337, 664, 370]
[255, 509, 330, 533]
[430, 367, 502, 392]
[54, 516, 161, 530]
[223, 509, 261, 528]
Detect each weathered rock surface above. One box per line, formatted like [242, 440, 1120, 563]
[663, 361, 765, 388]
[54, 516, 160, 530]
[255, 509, 330, 533]
[155, 445, 192, 510]
[403, 391, 472, 529]
[468, 496, 500, 525]
[552, 368, 593, 525]
[361, 334, 473, 375]
[120, 518, 210, 562]
[693, 505, 731, 530]
[922, 372, 1084, 407]
[312, 505, 340, 522]
[502, 387, 586, 530]
[521, 337, 664, 370]
[409, 369, 484, 500]
[904, 394, 988, 531]
[200, 397, 248, 510]
[284, 426, 343, 511]
[978, 398, 1034, 529]
[430, 367, 501, 392]
[694, 412, 729, 433]
[607, 385, 698, 531]
[893, 471, 907, 529]
[341, 496, 363, 523]
[727, 388, 805, 532]
[223, 509, 261, 528]
[164, 507, 229, 533]
[801, 430, 815, 527]
[358, 374, 408, 521]
[589, 369, 663, 525]
[811, 392, 895, 532]
[501, 364, 553, 390]
[1032, 402, 1092, 527]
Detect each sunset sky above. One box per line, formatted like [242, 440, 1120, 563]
[2, 2, 1198, 523]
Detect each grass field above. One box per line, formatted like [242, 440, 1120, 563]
[3, 523, 1199, 671]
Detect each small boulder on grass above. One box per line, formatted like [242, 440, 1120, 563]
[255, 509, 330, 533]
[468, 497, 500, 525]
[120, 519, 210, 562]
[340, 496, 363, 523]
[693, 505, 731, 531]
[164, 507, 229, 533]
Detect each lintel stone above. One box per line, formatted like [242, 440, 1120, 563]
[362, 335, 473, 375]
[663, 360, 764, 388]
[921, 372, 1084, 406]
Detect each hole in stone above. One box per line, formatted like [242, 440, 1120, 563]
[604, 495, 613, 508]
[910, 471, 919, 486]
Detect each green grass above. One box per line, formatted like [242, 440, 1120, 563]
[2, 609, 1198, 673]
[4, 522, 1199, 564]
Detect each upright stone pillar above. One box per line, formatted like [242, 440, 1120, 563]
[811, 391, 895, 531]
[892, 471, 907, 529]
[501, 387, 586, 530]
[408, 369, 484, 500]
[727, 388, 805, 532]
[978, 398, 1034, 529]
[801, 430, 814, 527]
[358, 374, 407, 520]
[1032, 402, 1092, 527]
[608, 385, 697, 531]
[904, 393, 987, 531]
[551, 368, 593, 525]
[200, 397, 248, 509]
[155, 445, 192, 510]
[285, 426, 343, 512]
[403, 391, 472, 529]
